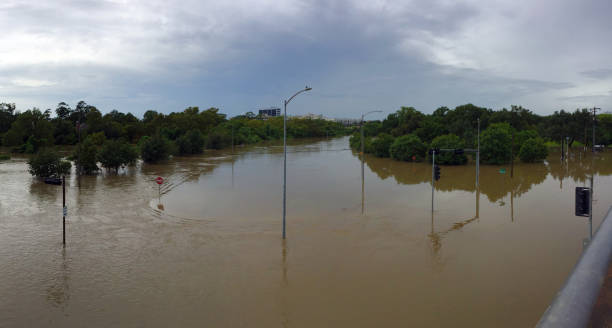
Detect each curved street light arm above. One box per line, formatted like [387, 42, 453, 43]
[285, 86, 312, 106]
[361, 110, 383, 121]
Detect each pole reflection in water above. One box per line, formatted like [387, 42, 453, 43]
[46, 247, 70, 308]
[281, 239, 289, 328]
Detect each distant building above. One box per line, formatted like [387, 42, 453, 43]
[259, 107, 281, 117]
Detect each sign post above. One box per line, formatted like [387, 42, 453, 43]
[62, 175, 66, 246]
[155, 176, 164, 201]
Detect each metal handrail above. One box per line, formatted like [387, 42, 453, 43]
[536, 206, 612, 327]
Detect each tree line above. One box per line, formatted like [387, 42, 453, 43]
[350, 104, 612, 165]
[0, 101, 346, 176]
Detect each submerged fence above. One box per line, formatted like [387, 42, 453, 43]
[537, 206, 612, 327]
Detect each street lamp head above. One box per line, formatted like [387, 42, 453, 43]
[305, 86, 312, 91]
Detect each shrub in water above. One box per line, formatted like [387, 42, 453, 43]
[28, 148, 71, 177]
[371, 133, 394, 158]
[429, 134, 467, 165]
[519, 138, 548, 163]
[389, 134, 426, 162]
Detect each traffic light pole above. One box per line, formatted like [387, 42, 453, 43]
[431, 150, 435, 212]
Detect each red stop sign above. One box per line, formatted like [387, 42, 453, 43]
[155, 176, 164, 185]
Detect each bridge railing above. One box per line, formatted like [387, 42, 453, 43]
[537, 206, 612, 327]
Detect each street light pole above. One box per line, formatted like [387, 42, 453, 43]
[360, 110, 382, 215]
[592, 107, 600, 152]
[477, 118, 480, 187]
[283, 86, 312, 239]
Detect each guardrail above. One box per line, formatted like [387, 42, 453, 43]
[537, 206, 612, 327]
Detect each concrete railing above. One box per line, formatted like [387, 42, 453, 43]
[537, 206, 612, 327]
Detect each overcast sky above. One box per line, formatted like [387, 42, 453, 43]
[1, 0, 610, 119]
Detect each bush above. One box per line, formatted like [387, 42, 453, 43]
[176, 129, 205, 154]
[349, 132, 374, 153]
[0, 154, 10, 161]
[98, 140, 138, 171]
[140, 134, 170, 163]
[429, 134, 467, 165]
[28, 148, 71, 177]
[73, 135, 103, 174]
[519, 138, 548, 162]
[481, 123, 512, 164]
[389, 134, 426, 162]
[207, 127, 231, 150]
[371, 133, 394, 157]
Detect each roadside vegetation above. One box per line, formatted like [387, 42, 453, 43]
[0, 101, 348, 176]
[351, 104, 611, 164]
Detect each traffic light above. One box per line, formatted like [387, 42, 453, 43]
[454, 148, 464, 155]
[434, 165, 441, 181]
[575, 187, 590, 217]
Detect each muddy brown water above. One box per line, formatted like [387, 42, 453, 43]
[0, 137, 610, 327]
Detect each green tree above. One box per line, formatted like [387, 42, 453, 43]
[518, 138, 548, 162]
[28, 148, 71, 177]
[74, 136, 101, 174]
[371, 133, 394, 158]
[429, 134, 467, 165]
[480, 123, 512, 164]
[389, 134, 426, 162]
[176, 129, 205, 154]
[98, 140, 138, 171]
[140, 134, 171, 163]
[349, 132, 373, 153]
[3, 108, 54, 153]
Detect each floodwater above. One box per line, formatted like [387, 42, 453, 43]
[0, 136, 610, 327]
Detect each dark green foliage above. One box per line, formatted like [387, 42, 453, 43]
[429, 134, 467, 165]
[98, 140, 138, 171]
[3, 109, 54, 153]
[176, 129, 205, 154]
[140, 134, 171, 163]
[481, 123, 512, 164]
[74, 136, 102, 174]
[518, 138, 548, 162]
[0, 154, 10, 160]
[389, 134, 426, 162]
[349, 132, 373, 153]
[28, 148, 71, 177]
[371, 133, 394, 157]
[207, 127, 231, 150]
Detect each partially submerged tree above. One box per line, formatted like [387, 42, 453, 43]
[28, 149, 71, 177]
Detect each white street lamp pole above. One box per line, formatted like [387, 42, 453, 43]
[283, 86, 312, 239]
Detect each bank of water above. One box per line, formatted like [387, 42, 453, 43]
[0, 136, 610, 327]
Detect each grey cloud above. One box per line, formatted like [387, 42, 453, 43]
[581, 69, 612, 79]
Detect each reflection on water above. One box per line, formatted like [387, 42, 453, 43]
[0, 137, 611, 327]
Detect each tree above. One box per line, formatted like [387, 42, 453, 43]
[480, 123, 512, 164]
[349, 132, 373, 153]
[3, 108, 54, 153]
[176, 129, 205, 154]
[98, 140, 138, 172]
[140, 134, 171, 163]
[28, 148, 71, 177]
[371, 133, 394, 158]
[429, 134, 467, 165]
[74, 136, 101, 174]
[389, 134, 426, 162]
[518, 138, 548, 162]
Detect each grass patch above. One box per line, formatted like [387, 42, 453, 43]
[544, 141, 560, 147]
